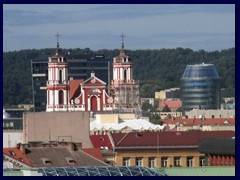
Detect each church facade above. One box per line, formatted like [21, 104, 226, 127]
[46, 34, 139, 113]
[46, 39, 112, 112]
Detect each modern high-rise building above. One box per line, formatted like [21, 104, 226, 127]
[181, 63, 220, 112]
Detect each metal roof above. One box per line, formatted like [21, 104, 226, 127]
[38, 166, 164, 176]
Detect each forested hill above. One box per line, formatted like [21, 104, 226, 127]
[3, 47, 235, 106]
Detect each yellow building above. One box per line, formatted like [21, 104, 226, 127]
[91, 131, 235, 168]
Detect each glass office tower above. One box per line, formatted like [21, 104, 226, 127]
[181, 63, 220, 112]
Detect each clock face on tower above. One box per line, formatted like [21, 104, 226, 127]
[74, 98, 80, 104]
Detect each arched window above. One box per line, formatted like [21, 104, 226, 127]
[59, 69, 62, 83]
[59, 90, 63, 104]
[124, 69, 127, 82]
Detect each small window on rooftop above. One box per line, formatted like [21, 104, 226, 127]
[9, 151, 16, 156]
[42, 158, 52, 165]
[100, 137, 104, 141]
[19, 158, 24, 162]
[65, 157, 76, 165]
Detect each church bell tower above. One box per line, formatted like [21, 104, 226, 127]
[46, 33, 70, 112]
[111, 33, 139, 113]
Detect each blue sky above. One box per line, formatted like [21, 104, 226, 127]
[3, 4, 235, 52]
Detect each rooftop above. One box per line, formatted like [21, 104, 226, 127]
[109, 131, 235, 148]
[161, 118, 235, 126]
[90, 118, 164, 131]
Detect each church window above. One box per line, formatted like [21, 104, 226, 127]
[124, 69, 127, 82]
[59, 90, 63, 104]
[59, 69, 62, 83]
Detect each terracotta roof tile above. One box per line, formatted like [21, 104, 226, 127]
[159, 100, 182, 109]
[82, 148, 104, 161]
[3, 148, 31, 166]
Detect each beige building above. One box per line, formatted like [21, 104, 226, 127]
[162, 117, 235, 132]
[23, 111, 92, 148]
[185, 109, 235, 119]
[155, 88, 180, 100]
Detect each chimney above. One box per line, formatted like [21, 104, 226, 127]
[19, 144, 26, 153]
[67, 142, 75, 151]
[75, 143, 82, 151]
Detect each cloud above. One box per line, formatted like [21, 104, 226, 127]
[3, 4, 235, 52]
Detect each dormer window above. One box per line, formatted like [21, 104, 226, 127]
[65, 157, 76, 165]
[42, 158, 52, 165]
[224, 120, 229, 124]
[9, 151, 16, 156]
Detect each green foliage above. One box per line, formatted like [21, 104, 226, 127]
[3, 48, 235, 106]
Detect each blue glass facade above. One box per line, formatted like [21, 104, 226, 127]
[181, 64, 220, 112]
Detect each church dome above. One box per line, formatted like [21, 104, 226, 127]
[3, 109, 11, 119]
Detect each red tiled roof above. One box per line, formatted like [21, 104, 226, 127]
[162, 118, 235, 126]
[82, 148, 104, 161]
[110, 131, 235, 147]
[159, 100, 182, 109]
[69, 79, 84, 100]
[3, 148, 31, 166]
[90, 135, 113, 150]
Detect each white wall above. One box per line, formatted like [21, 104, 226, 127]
[3, 130, 23, 148]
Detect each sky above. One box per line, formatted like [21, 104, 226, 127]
[3, 4, 235, 52]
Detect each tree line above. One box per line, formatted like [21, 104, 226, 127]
[3, 47, 235, 107]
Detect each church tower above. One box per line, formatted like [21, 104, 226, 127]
[46, 33, 70, 112]
[111, 34, 139, 113]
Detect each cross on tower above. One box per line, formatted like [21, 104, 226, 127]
[55, 32, 61, 55]
[121, 33, 125, 49]
[55, 32, 60, 47]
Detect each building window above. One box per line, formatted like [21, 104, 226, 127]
[9, 151, 16, 156]
[161, 157, 168, 167]
[187, 157, 193, 167]
[136, 157, 142, 166]
[148, 157, 155, 168]
[199, 156, 205, 166]
[59, 90, 63, 104]
[124, 69, 127, 82]
[174, 157, 181, 167]
[123, 157, 130, 166]
[59, 69, 62, 83]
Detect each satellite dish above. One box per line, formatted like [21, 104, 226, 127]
[107, 97, 113, 103]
